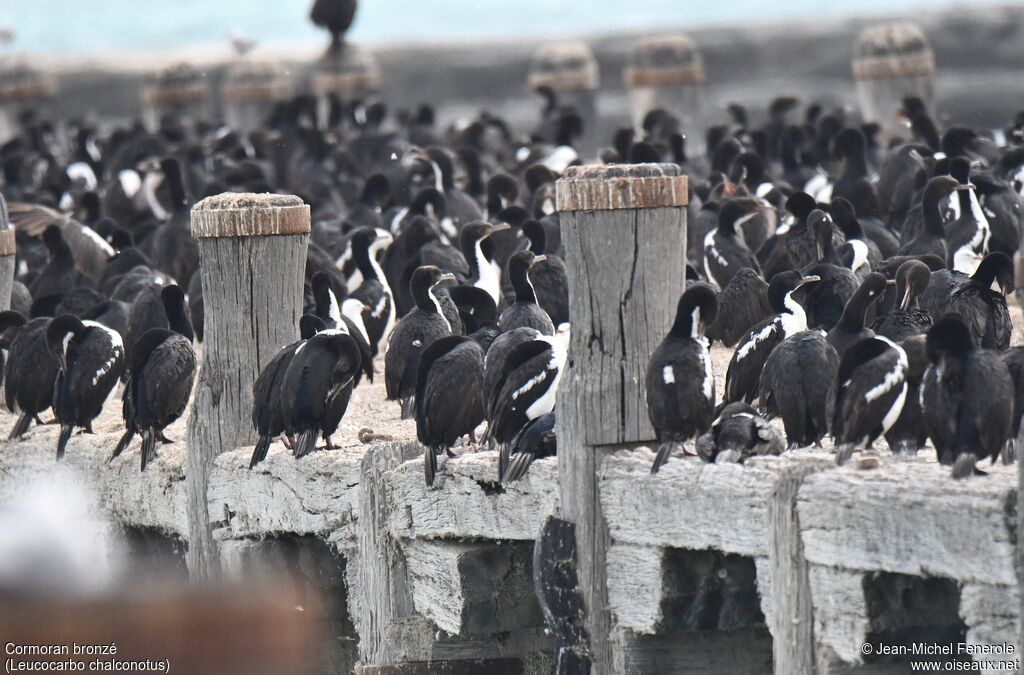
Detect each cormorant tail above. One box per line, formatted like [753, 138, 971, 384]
[651, 442, 676, 475]
[400, 396, 416, 420]
[111, 428, 134, 462]
[503, 451, 535, 483]
[835, 443, 855, 466]
[9, 412, 32, 441]
[140, 429, 158, 472]
[424, 445, 438, 487]
[293, 429, 319, 459]
[951, 452, 978, 480]
[249, 435, 272, 470]
[56, 424, 74, 461]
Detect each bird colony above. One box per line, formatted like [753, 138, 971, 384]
[1, 64, 1024, 491]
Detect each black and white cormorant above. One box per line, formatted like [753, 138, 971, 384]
[460, 221, 508, 308]
[703, 199, 762, 289]
[250, 315, 327, 469]
[759, 329, 839, 448]
[921, 316, 1013, 478]
[724, 271, 818, 405]
[46, 314, 125, 460]
[646, 285, 718, 473]
[695, 402, 784, 464]
[884, 334, 930, 454]
[385, 266, 456, 418]
[871, 260, 933, 342]
[125, 283, 193, 367]
[345, 227, 396, 356]
[416, 334, 487, 486]
[280, 329, 363, 459]
[831, 197, 883, 280]
[498, 251, 555, 335]
[502, 412, 556, 483]
[2, 312, 59, 440]
[897, 175, 968, 262]
[946, 156, 990, 275]
[825, 272, 886, 358]
[485, 332, 567, 477]
[831, 335, 908, 465]
[310, 271, 373, 383]
[943, 251, 1013, 351]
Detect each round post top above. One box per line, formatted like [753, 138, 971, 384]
[143, 62, 209, 107]
[0, 58, 56, 104]
[556, 163, 688, 212]
[625, 35, 704, 88]
[191, 193, 310, 238]
[528, 41, 599, 92]
[853, 22, 934, 80]
[222, 60, 292, 103]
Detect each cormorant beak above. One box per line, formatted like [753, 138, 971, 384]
[954, 183, 974, 192]
[900, 286, 912, 310]
[797, 275, 821, 288]
[532, 255, 548, 265]
[490, 222, 512, 234]
[438, 272, 456, 283]
[815, 241, 824, 262]
[886, 279, 897, 286]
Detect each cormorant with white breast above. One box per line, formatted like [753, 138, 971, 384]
[385, 266, 456, 418]
[703, 199, 762, 289]
[646, 285, 718, 473]
[831, 336, 908, 465]
[724, 271, 819, 405]
[46, 314, 125, 460]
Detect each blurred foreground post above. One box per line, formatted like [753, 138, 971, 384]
[625, 35, 705, 148]
[852, 22, 935, 137]
[187, 193, 309, 578]
[529, 42, 600, 158]
[0, 584, 320, 675]
[0, 194, 14, 310]
[555, 164, 688, 672]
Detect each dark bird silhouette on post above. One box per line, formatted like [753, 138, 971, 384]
[311, 0, 358, 57]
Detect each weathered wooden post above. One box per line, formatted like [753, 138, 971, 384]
[529, 41, 600, 159]
[556, 164, 688, 672]
[0, 194, 15, 310]
[852, 22, 935, 137]
[625, 35, 705, 145]
[310, 44, 381, 129]
[186, 193, 309, 578]
[0, 55, 56, 144]
[222, 59, 291, 134]
[143, 62, 210, 132]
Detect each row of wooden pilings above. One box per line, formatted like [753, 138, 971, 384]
[1, 20, 937, 142]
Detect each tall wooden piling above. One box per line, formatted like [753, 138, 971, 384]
[555, 164, 688, 672]
[529, 41, 600, 158]
[222, 59, 291, 134]
[0, 194, 15, 310]
[186, 193, 309, 578]
[852, 22, 934, 137]
[143, 63, 210, 133]
[625, 35, 705, 145]
[0, 55, 56, 144]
